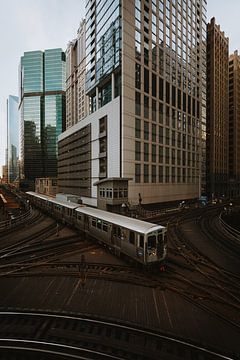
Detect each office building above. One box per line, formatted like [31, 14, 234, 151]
[66, 20, 86, 129]
[7, 95, 19, 183]
[58, 0, 207, 206]
[19, 49, 66, 190]
[206, 17, 229, 198]
[229, 50, 240, 197]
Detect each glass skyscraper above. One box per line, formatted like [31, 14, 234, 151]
[19, 49, 66, 189]
[7, 95, 19, 183]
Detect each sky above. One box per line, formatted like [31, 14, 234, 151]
[0, 0, 239, 175]
[0, 0, 85, 175]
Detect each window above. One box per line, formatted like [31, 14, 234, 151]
[144, 143, 149, 162]
[159, 166, 164, 183]
[152, 144, 156, 162]
[144, 164, 149, 183]
[144, 95, 149, 118]
[135, 118, 141, 138]
[135, 63, 141, 89]
[144, 68, 149, 93]
[129, 231, 135, 245]
[135, 164, 141, 183]
[135, 92, 141, 115]
[103, 222, 108, 232]
[152, 73, 156, 97]
[135, 141, 141, 161]
[139, 235, 144, 248]
[152, 165, 156, 183]
[144, 121, 149, 140]
[97, 219, 102, 230]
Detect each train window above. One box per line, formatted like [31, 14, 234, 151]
[97, 219, 102, 230]
[139, 235, 144, 248]
[129, 231, 135, 245]
[92, 218, 96, 227]
[148, 235, 156, 249]
[117, 227, 121, 237]
[158, 233, 162, 242]
[102, 222, 108, 232]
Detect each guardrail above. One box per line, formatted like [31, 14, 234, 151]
[219, 212, 240, 243]
[128, 204, 181, 219]
[0, 209, 31, 232]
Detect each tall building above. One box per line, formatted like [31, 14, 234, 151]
[7, 95, 19, 183]
[19, 49, 66, 190]
[206, 17, 229, 199]
[58, 0, 207, 206]
[229, 50, 240, 197]
[66, 20, 86, 129]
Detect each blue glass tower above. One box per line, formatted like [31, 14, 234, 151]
[19, 49, 66, 190]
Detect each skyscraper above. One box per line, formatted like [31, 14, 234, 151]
[19, 49, 66, 190]
[229, 50, 240, 197]
[66, 20, 86, 129]
[7, 95, 19, 183]
[58, 0, 207, 206]
[206, 18, 229, 198]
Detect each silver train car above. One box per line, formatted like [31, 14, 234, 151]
[27, 191, 167, 266]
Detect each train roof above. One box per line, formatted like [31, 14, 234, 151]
[76, 206, 165, 234]
[26, 191, 79, 210]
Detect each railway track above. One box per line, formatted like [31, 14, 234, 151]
[162, 206, 240, 331]
[0, 311, 236, 360]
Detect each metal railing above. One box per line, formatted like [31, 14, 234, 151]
[0, 209, 31, 232]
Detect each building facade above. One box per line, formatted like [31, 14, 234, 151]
[229, 50, 240, 197]
[206, 18, 229, 199]
[66, 20, 86, 129]
[58, 0, 207, 206]
[7, 95, 19, 183]
[19, 49, 66, 190]
[35, 177, 57, 197]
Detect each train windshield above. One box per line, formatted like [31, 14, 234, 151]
[147, 234, 156, 249]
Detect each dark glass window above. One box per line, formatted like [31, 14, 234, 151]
[166, 81, 170, 104]
[144, 96, 149, 118]
[135, 92, 141, 115]
[135, 141, 141, 161]
[159, 78, 164, 100]
[135, 164, 141, 183]
[144, 121, 149, 140]
[144, 164, 149, 183]
[152, 73, 156, 97]
[135, 63, 141, 89]
[135, 118, 141, 138]
[144, 68, 149, 93]
[152, 165, 156, 183]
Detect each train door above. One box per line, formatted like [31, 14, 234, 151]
[84, 214, 90, 234]
[111, 225, 122, 248]
[136, 234, 145, 262]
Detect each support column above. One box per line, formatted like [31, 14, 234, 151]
[112, 73, 115, 100]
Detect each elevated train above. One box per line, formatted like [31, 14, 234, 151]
[26, 191, 167, 266]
